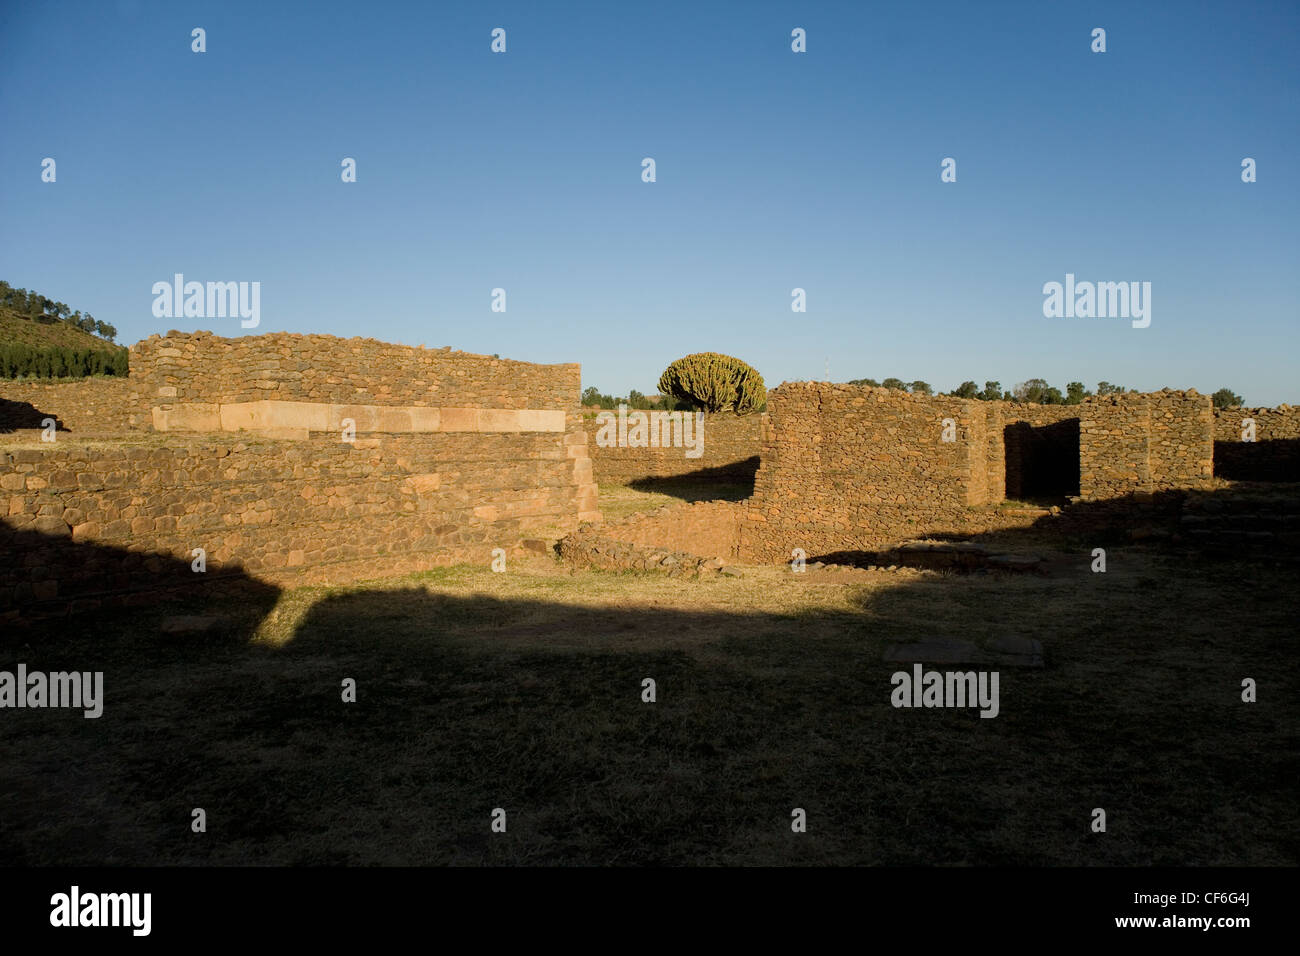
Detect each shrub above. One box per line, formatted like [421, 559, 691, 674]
[1212, 388, 1244, 409]
[657, 352, 766, 414]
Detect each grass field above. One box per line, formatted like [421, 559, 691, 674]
[2, 493, 1295, 866]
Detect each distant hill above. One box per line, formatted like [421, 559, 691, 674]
[1, 281, 127, 378]
[0, 309, 119, 351]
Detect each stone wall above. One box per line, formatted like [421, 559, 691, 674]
[130, 331, 578, 412]
[1, 429, 594, 619]
[0, 378, 138, 435]
[1146, 390, 1215, 490]
[1078, 391, 1213, 499]
[3, 332, 600, 620]
[586, 499, 742, 560]
[739, 383, 994, 561]
[997, 403, 1080, 499]
[582, 411, 763, 485]
[1212, 406, 1300, 482]
[736, 384, 1219, 563]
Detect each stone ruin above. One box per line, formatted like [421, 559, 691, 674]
[3, 335, 1298, 619]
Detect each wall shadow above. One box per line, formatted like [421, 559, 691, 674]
[1003, 419, 1080, 500]
[1, 538, 1292, 867]
[0, 399, 68, 434]
[625, 459, 757, 501]
[809, 485, 1297, 572]
[0, 522, 280, 625]
[1214, 438, 1300, 482]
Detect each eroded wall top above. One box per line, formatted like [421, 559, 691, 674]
[130, 331, 580, 411]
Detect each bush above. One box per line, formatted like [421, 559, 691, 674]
[657, 352, 766, 414]
[1212, 388, 1244, 409]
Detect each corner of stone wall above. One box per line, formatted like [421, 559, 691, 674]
[566, 415, 601, 524]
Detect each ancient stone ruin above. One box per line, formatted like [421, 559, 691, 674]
[581, 382, 1300, 567]
[2, 331, 598, 619]
[3, 333, 1297, 619]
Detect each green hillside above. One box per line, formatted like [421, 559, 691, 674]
[1, 281, 128, 378]
[0, 310, 118, 350]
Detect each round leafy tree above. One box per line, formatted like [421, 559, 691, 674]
[657, 352, 766, 414]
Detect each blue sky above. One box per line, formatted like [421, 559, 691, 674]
[2, 0, 1297, 404]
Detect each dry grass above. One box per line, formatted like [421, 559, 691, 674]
[1, 535, 1295, 866]
[598, 479, 752, 522]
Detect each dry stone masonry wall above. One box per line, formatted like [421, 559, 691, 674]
[2, 432, 589, 618]
[739, 383, 990, 562]
[1077, 391, 1213, 499]
[1212, 405, 1300, 482]
[0, 378, 138, 435]
[3, 332, 598, 619]
[737, 384, 1222, 564]
[582, 411, 763, 485]
[131, 331, 578, 410]
[5, 329, 1296, 618]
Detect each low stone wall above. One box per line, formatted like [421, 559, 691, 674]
[1212, 406, 1300, 482]
[1, 428, 595, 619]
[587, 500, 742, 560]
[735, 384, 1221, 563]
[583, 411, 763, 485]
[0, 378, 138, 435]
[3, 332, 601, 619]
[558, 526, 735, 578]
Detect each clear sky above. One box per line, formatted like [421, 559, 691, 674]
[2, 0, 1297, 404]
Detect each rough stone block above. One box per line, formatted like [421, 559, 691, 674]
[404, 474, 441, 493]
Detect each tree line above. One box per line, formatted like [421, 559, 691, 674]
[582, 387, 695, 411]
[0, 280, 118, 343]
[850, 378, 1245, 409]
[0, 343, 129, 379]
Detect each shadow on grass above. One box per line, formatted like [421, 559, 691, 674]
[624, 464, 756, 502]
[1, 539, 1296, 865]
[1, 521, 281, 623]
[810, 487, 1297, 572]
[1214, 438, 1300, 482]
[0, 486, 1295, 866]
